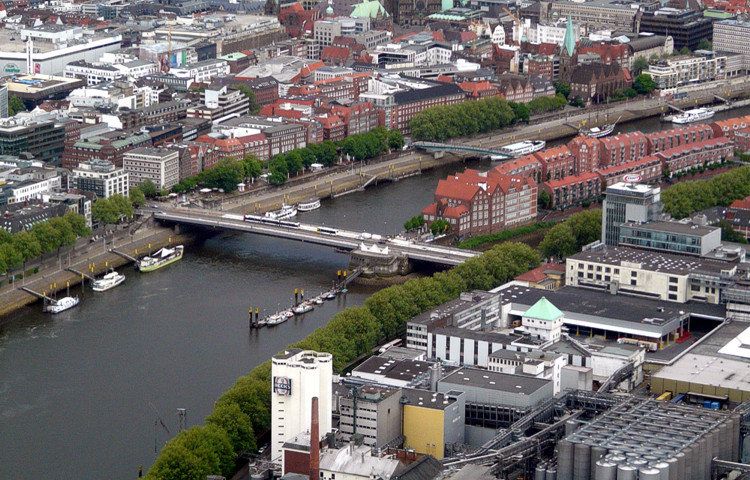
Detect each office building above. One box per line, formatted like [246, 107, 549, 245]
[639, 8, 713, 51]
[123, 147, 180, 190]
[0, 85, 7, 118]
[70, 160, 129, 199]
[618, 219, 721, 256]
[271, 349, 333, 463]
[187, 85, 250, 123]
[63, 132, 152, 169]
[406, 291, 501, 351]
[601, 182, 662, 246]
[0, 116, 66, 165]
[713, 19, 750, 55]
[339, 385, 403, 448]
[645, 52, 726, 90]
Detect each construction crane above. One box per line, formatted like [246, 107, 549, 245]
[149, 402, 171, 454]
[162, 25, 173, 73]
[502, 7, 522, 44]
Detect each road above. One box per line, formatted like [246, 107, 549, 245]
[154, 210, 477, 266]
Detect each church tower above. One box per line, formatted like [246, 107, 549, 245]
[558, 17, 577, 85]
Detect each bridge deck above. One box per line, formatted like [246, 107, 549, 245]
[413, 141, 514, 158]
[154, 211, 477, 266]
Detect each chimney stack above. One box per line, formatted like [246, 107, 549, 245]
[310, 397, 320, 480]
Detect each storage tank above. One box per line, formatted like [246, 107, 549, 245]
[675, 452, 686, 480]
[546, 467, 558, 480]
[718, 424, 730, 460]
[696, 437, 708, 480]
[666, 457, 678, 480]
[711, 429, 720, 461]
[595, 461, 617, 480]
[566, 420, 579, 436]
[653, 461, 669, 480]
[537, 464, 548, 480]
[558, 440, 574, 480]
[591, 446, 608, 476]
[616, 464, 637, 480]
[682, 446, 693, 480]
[574, 442, 591, 480]
[639, 467, 661, 480]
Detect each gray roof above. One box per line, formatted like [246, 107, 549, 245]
[410, 290, 496, 326]
[353, 357, 430, 381]
[440, 367, 551, 394]
[621, 219, 718, 236]
[392, 455, 443, 480]
[568, 246, 738, 276]
[400, 388, 461, 410]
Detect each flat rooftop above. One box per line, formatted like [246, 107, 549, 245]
[499, 284, 726, 339]
[0, 29, 118, 55]
[352, 357, 430, 383]
[410, 290, 496, 326]
[400, 388, 461, 410]
[568, 246, 738, 276]
[440, 366, 551, 394]
[622, 220, 718, 237]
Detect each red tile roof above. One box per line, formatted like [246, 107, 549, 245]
[515, 263, 566, 283]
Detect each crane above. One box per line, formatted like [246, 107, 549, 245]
[149, 401, 171, 454]
[162, 25, 173, 73]
[502, 7, 522, 45]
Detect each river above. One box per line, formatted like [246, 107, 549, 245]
[3, 106, 750, 479]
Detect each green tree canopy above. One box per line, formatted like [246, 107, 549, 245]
[0, 242, 23, 271]
[697, 39, 712, 51]
[30, 221, 62, 254]
[632, 56, 649, 73]
[8, 96, 26, 116]
[567, 209, 602, 249]
[718, 220, 748, 244]
[140, 179, 159, 198]
[130, 187, 146, 208]
[205, 402, 256, 454]
[200, 159, 245, 192]
[234, 84, 260, 115]
[553, 82, 572, 99]
[634, 74, 657, 95]
[47, 217, 77, 249]
[12, 231, 41, 264]
[388, 130, 405, 151]
[539, 223, 578, 259]
[538, 190, 551, 209]
[63, 211, 90, 237]
[680, 46, 692, 55]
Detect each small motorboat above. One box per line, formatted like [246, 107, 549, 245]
[325, 291, 337, 300]
[293, 302, 314, 314]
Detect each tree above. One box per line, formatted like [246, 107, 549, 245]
[388, 130, 405, 151]
[140, 179, 159, 198]
[201, 159, 245, 192]
[234, 84, 260, 115]
[538, 190, 551, 209]
[63, 212, 90, 237]
[12, 231, 41, 267]
[241, 154, 263, 178]
[8, 96, 26, 116]
[718, 221, 748, 244]
[92, 198, 122, 226]
[48, 217, 77, 249]
[632, 56, 649, 74]
[0, 242, 23, 271]
[697, 39, 712, 51]
[110, 194, 134, 220]
[680, 46, 692, 55]
[624, 88, 638, 98]
[430, 219, 451, 236]
[570, 97, 585, 108]
[30, 222, 62, 254]
[634, 74, 657, 95]
[509, 102, 530, 123]
[554, 82, 572, 99]
[130, 187, 146, 208]
[404, 215, 425, 230]
[539, 223, 577, 259]
[206, 402, 256, 454]
[566, 210, 602, 249]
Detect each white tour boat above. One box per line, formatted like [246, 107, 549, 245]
[496, 140, 546, 159]
[293, 302, 314, 314]
[45, 296, 80, 314]
[92, 271, 126, 292]
[265, 204, 297, 220]
[297, 198, 321, 212]
[266, 313, 289, 326]
[672, 107, 715, 124]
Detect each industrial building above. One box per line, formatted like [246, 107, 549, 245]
[271, 349, 333, 463]
[401, 388, 465, 460]
[556, 397, 741, 480]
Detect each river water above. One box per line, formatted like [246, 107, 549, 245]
[2, 106, 750, 480]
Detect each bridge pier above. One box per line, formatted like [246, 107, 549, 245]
[433, 151, 444, 159]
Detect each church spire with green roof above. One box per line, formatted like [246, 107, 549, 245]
[562, 17, 576, 57]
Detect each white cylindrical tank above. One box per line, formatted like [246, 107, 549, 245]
[733, 414, 742, 462]
[639, 467, 661, 480]
[574, 442, 591, 480]
[559, 440, 574, 480]
[616, 464, 637, 480]
[546, 467, 557, 480]
[718, 424, 730, 461]
[566, 420, 579, 436]
[696, 437, 707, 480]
[595, 461, 617, 480]
[683, 446, 693, 480]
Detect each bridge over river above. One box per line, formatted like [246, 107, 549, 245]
[154, 210, 478, 267]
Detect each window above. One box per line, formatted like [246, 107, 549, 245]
[631, 271, 637, 277]
[669, 277, 678, 284]
[691, 285, 701, 292]
[668, 294, 678, 300]
[631, 279, 637, 286]
[669, 285, 678, 292]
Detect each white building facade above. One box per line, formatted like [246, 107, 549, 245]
[271, 349, 333, 463]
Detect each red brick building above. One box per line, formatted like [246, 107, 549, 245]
[598, 131, 649, 167]
[421, 169, 537, 237]
[316, 113, 346, 141]
[492, 154, 543, 182]
[569, 63, 631, 104]
[567, 135, 601, 175]
[577, 40, 630, 67]
[194, 133, 270, 163]
[709, 115, 750, 140]
[595, 155, 663, 188]
[542, 172, 602, 209]
[534, 145, 576, 181]
[459, 81, 498, 100]
[63, 131, 152, 169]
[526, 55, 555, 84]
[734, 127, 750, 152]
[646, 124, 714, 153]
[656, 137, 734, 175]
[329, 101, 379, 136]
